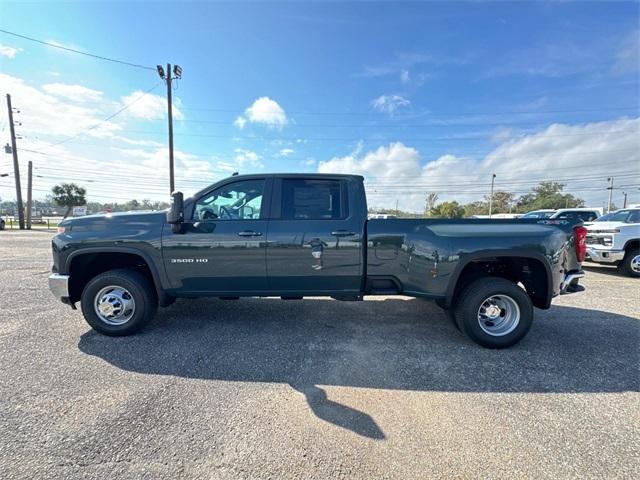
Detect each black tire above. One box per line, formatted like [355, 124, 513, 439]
[617, 249, 640, 278]
[80, 269, 158, 336]
[453, 277, 533, 349]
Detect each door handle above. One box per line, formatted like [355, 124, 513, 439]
[237, 230, 262, 237]
[331, 230, 356, 237]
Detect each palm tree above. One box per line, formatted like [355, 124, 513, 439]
[52, 183, 87, 218]
[425, 192, 439, 216]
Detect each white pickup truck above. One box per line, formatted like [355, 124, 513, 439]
[585, 208, 640, 277]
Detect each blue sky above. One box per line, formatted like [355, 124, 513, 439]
[0, 1, 638, 210]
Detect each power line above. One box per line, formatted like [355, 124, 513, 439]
[0, 28, 155, 71]
[179, 117, 640, 129]
[49, 128, 636, 142]
[179, 105, 640, 117]
[19, 146, 640, 183]
[29, 166, 640, 191]
[49, 82, 162, 147]
[28, 138, 637, 169]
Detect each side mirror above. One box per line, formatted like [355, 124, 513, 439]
[166, 191, 184, 232]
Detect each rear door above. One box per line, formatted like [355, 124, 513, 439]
[266, 177, 364, 293]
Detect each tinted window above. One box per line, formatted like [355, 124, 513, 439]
[628, 211, 640, 223]
[522, 211, 555, 219]
[282, 179, 345, 220]
[554, 211, 598, 221]
[578, 211, 598, 221]
[194, 179, 264, 221]
[597, 210, 632, 223]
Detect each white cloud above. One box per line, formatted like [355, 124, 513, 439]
[234, 148, 263, 168]
[370, 94, 411, 115]
[0, 44, 21, 58]
[233, 116, 247, 129]
[121, 91, 184, 121]
[302, 158, 317, 166]
[318, 118, 640, 211]
[0, 73, 121, 139]
[234, 96, 288, 128]
[42, 83, 104, 102]
[613, 28, 640, 76]
[278, 148, 294, 157]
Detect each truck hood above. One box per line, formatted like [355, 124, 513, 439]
[59, 210, 166, 231]
[586, 221, 630, 232]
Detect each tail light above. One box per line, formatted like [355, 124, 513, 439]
[574, 226, 587, 262]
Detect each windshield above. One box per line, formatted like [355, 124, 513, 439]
[522, 210, 555, 219]
[596, 210, 640, 223]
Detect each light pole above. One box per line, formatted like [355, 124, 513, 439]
[488, 173, 496, 218]
[156, 64, 182, 195]
[606, 177, 614, 213]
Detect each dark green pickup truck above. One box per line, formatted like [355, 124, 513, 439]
[49, 173, 586, 348]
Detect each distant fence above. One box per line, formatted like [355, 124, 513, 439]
[2, 216, 62, 230]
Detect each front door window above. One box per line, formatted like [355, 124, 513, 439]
[194, 180, 264, 221]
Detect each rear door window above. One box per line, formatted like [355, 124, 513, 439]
[281, 179, 347, 220]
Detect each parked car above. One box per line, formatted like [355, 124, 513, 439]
[521, 209, 556, 219]
[49, 173, 586, 349]
[585, 208, 640, 277]
[522, 208, 602, 222]
[549, 208, 602, 222]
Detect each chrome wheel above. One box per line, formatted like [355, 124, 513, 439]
[477, 294, 520, 337]
[94, 285, 136, 325]
[631, 255, 640, 273]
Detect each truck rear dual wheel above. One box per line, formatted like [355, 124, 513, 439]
[80, 269, 158, 336]
[617, 249, 640, 278]
[454, 277, 533, 349]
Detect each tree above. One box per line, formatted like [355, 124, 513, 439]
[485, 190, 514, 213]
[51, 183, 86, 218]
[516, 181, 585, 212]
[464, 200, 489, 217]
[425, 193, 439, 215]
[430, 201, 465, 219]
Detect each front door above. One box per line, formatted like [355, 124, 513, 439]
[162, 178, 269, 295]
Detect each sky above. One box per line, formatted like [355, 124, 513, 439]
[0, 0, 639, 211]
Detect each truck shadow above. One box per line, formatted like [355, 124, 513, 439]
[583, 264, 630, 278]
[78, 297, 639, 440]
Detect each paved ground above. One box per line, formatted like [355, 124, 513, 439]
[1, 230, 638, 479]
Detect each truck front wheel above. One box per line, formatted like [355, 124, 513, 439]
[617, 249, 640, 278]
[80, 269, 158, 336]
[453, 277, 533, 349]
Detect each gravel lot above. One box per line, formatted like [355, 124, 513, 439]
[1, 230, 638, 479]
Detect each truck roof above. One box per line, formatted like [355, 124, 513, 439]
[226, 173, 365, 181]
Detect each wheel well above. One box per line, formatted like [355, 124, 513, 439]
[624, 239, 639, 252]
[68, 252, 155, 303]
[451, 257, 549, 309]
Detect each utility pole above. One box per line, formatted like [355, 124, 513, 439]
[622, 191, 628, 209]
[395, 198, 399, 217]
[157, 63, 182, 195]
[6, 94, 24, 229]
[26, 160, 32, 229]
[488, 173, 496, 218]
[607, 177, 614, 213]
